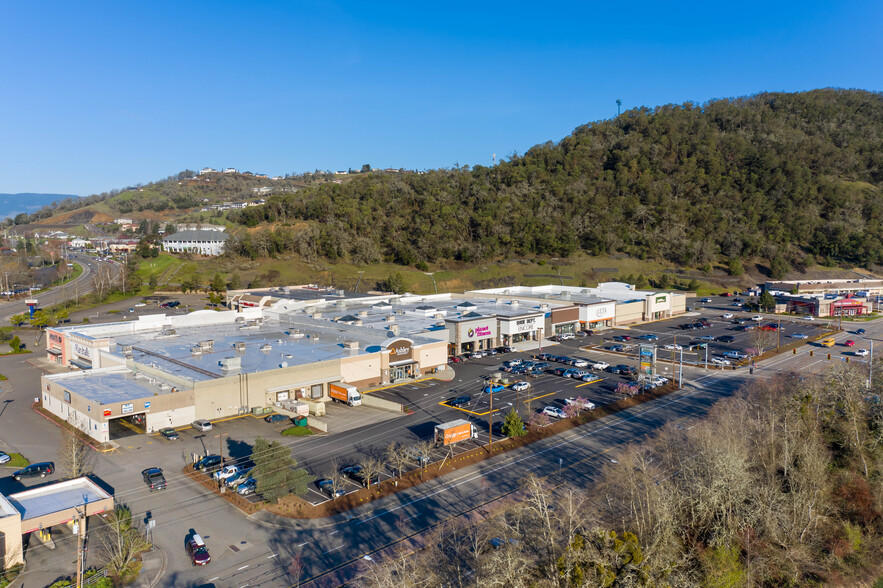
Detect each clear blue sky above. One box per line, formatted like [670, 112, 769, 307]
[1, 1, 881, 196]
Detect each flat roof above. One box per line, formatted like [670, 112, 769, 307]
[7, 478, 112, 521]
[114, 316, 441, 383]
[0, 494, 18, 519]
[48, 367, 178, 405]
[236, 285, 358, 302]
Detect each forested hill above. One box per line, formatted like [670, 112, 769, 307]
[230, 89, 883, 271]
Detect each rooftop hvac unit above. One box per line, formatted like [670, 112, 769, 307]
[235, 316, 245, 323]
[190, 347, 203, 355]
[358, 310, 368, 317]
[386, 316, 396, 323]
[121, 345, 133, 353]
[312, 312, 322, 319]
[260, 343, 272, 351]
[343, 340, 359, 350]
[233, 341, 246, 351]
[198, 340, 214, 350]
[434, 313, 444, 319]
[389, 324, 400, 336]
[159, 328, 176, 337]
[355, 320, 363, 326]
[219, 356, 241, 370]
[435, 321, 445, 327]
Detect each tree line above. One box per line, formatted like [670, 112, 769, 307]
[359, 364, 883, 586]
[225, 89, 883, 274]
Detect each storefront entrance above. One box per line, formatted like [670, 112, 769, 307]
[391, 363, 416, 382]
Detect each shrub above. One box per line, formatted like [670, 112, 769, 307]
[282, 427, 314, 437]
[6, 453, 29, 468]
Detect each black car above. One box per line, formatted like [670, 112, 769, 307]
[264, 413, 288, 423]
[448, 395, 472, 407]
[717, 335, 736, 343]
[857, 328, 866, 335]
[13, 462, 54, 480]
[341, 466, 380, 487]
[194, 454, 224, 473]
[142, 467, 167, 491]
[613, 364, 635, 375]
[606, 345, 624, 352]
[159, 427, 179, 440]
[316, 479, 345, 498]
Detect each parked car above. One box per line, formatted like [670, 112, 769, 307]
[760, 325, 778, 331]
[856, 328, 866, 335]
[571, 369, 590, 379]
[485, 348, 498, 356]
[192, 419, 212, 432]
[213, 465, 242, 482]
[562, 369, 581, 378]
[663, 344, 683, 351]
[448, 395, 472, 407]
[498, 346, 514, 353]
[0, 451, 10, 464]
[502, 359, 522, 368]
[565, 397, 596, 410]
[570, 359, 588, 368]
[752, 315, 763, 321]
[160, 300, 181, 308]
[185, 533, 211, 566]
[194, 454, 223, 473]
[636, 334, 658, 341]
[447, 356, 461, 363]
[606, 345, 625, 352]
[803, 315, 816, 321]
[542, 406, 567, 419]
[581, 373, 599, 382]
[159, 427, 179, 440]
[650, 376, 669, 386]
[511, 381, 530, 392]
[225, 469, 253, 488]
[615, 365, 635, 376]
[264, 413, 288, 423]
[716, 335, 736, 343]
[142, 467, 167, 491]
[855, 349, 870, 357]
[591, 361, 609, 370]
[790, 333, 809, 339]
[316, 479, 346, 498]
[844, 340, 856, 347]
[723, 351, 749, 359]
[612, 335, 631, 342]
[701, 297, 712, 303]
[711, 357, 731, 366]
[236, 478, 257, 495]
[722, 313, 734, 319]
[12, 462, 54, 480]
[698, 335, 716, 341]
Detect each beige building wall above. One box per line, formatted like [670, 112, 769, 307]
[415, 340, 447, 372]
[341, 355, 384, 388]
[614, 301, 644, 325]
[0, 512, 23, 568]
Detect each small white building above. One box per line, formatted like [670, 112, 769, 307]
[161, 230, 230, 256]
[199, 167, 218, 175]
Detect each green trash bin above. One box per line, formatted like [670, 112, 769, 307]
[293, 416, 308, 427]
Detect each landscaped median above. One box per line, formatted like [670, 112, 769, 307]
[186, 383, 680, 519]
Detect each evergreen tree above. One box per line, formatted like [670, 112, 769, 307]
[250, 437, 312, 503]
[501, 409, 527, 438]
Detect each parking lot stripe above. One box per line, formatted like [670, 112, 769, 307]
[524, 391, 557, 403]
[575, 378, 601, 387]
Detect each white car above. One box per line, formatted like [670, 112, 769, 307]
[664, 344, 683, 351]
[650, 376, 669, 386]
[565, 397, 596, 410]
[0, 451, 10, 464]
[192, 419, 213, 432]
[581, 374, 599, 382]
[135, 302, 146, 307]
[570, 359, 588, 368]
[711, 357, 731, 366]
[752, 315, 763, 321]
[542, 406, 567, 419]
[802, 315, 815, 320]
[723, 351, 748, 359]
[591, 361, 609, 370]
[511, 381, 530, 392]
[722, 313, 734, 319]
[213, 465, 241, 481]
[855, 349, 869, 357]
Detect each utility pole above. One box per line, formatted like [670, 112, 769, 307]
[216, 432, 228, 463]
[678, 348, 683, 388]
[75, 507, 85, 588]
[488, 387, 493, 449]
[616, 99, 622, 116]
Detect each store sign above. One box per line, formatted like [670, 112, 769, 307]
[468, 326, 491, 338]
[103, 409, 112, 417]
[144, 401, 151, 409]
[277, 391, 289, 402]
[655, 296, 667, 303]
[121, 403, 133, 414]
[386, 338, 413, 359]
[50, 333, 63, 344]
[514, 317, 537, 333]
[73, 343, 91, 358]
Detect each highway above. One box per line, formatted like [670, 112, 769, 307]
[0, 253, 118, 321]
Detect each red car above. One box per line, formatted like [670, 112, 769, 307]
[447, 356, 461, 363]
[844, 340, 856, 347]
[185, 534, 211, 566]
[760, 325, 778, 331]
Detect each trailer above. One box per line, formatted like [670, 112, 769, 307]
[329, 383, 362, 406]
[434, 419, 476, 446]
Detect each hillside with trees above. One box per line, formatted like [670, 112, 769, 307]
[226, 89, 883, 276]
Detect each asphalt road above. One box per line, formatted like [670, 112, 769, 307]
[0, 253, 119, 321]
[1, 301, 877, 588]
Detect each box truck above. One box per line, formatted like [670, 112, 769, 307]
[434, 419, 476, 446]
[329, 383, 362, 406]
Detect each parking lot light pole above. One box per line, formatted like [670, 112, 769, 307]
[215, 432, 228, 463]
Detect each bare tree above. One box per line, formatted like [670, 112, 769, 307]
[411, 440, 434, 474]
[358, 454, 385, 488]
[327, 459, 348, 499]
[748, 327, 777, 357]
[60, 416, 95, 479]
[384, 441, 411, 483]
[98, 506, 151, 583]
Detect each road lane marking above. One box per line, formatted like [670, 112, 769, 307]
[237, 565, 250, 570]
[325, 545, 344, 554]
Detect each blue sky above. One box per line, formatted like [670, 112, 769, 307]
[1, 1, 881, 196]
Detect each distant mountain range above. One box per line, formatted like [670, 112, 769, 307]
[0, 193, 81, 222]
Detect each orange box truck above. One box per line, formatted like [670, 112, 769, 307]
[434, 419, 476, 446]
[329, 383, 362, 406]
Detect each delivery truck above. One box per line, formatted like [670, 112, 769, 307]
[434, 419, 476, 446]
[329, 383, 362, 406]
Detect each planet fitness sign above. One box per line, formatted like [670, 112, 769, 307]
[465, 324, 494, 341]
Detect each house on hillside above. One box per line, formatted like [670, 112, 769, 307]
[161, 230, 230, 256]
[199, 167, 217, 175]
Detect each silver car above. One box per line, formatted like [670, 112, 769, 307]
[192, 419, 212, 432]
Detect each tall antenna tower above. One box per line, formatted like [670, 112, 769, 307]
[616, 99, 622, 116]
[493, 153, 496, 167]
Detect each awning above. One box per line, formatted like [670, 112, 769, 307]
[47, 349, 62, 356]
[390, 359, 417, 367]
[69, 359, 92, 370]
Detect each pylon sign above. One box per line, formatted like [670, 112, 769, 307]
[639, 344, 656, 375]
[25, 299, 38, 318]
